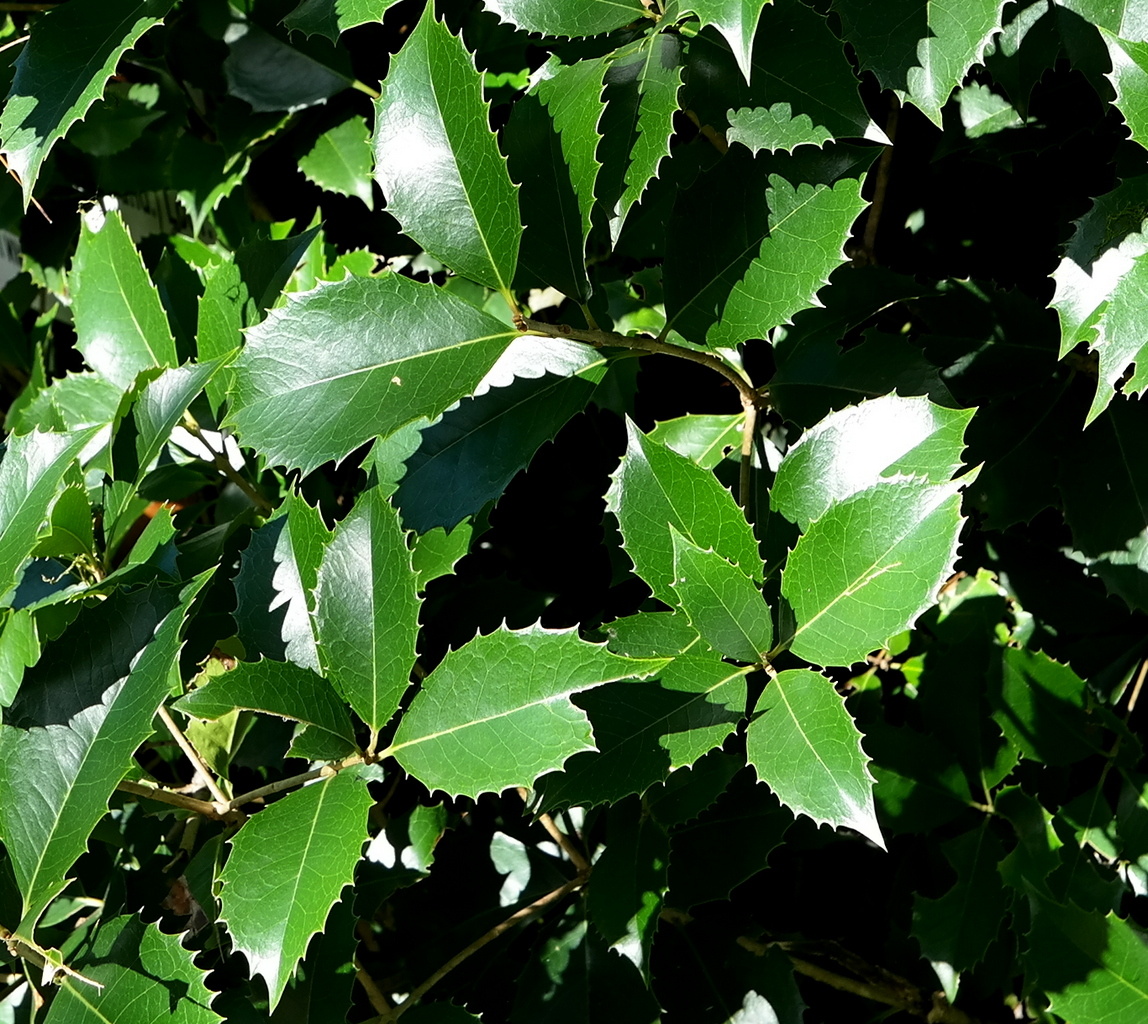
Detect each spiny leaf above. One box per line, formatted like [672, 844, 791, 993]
[747, 668, 883, 848]
[299, 115, 374, 208]
[481, 0, 650, 38]
[219, 771, 372, 1011]
[315, 487, 420, 736]
[606, 419, 761, 606]
[71, 206, 178, 391]
[666, 0, 770, 84]
[0, 0, 174, 207]
[284, 0, 404, 40]
[227, 274, 516, 475]
[727, 103, 834, 154]
[772, 394, 975, 531]
[648, 413, 745, 469]
[670, 528, 771, 664]
[387, 623, 668, 798]
[372, 5, 521, 292]
[707, 174, 867, 346]
[782, 475, 973, 668]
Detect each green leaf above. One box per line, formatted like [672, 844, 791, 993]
[315, 487, 420, 736]
[412, 523, 472, 590]
[667, 0, 769, 84]
[372, 5, 522, 292]
[219, 770, 372, 1011]
[224, 19, 350, 113]
[831, 0, 1008, 125]
[1101, 32, 1148, 152]
[395, 336, 606, 532]
[284, 0, 404, 40]
[387, 623, 668, 798]
[299, 115, 374, 208]
[71, 206, 178, 390]
[233, 494, 330, 671]
[227, 274, 516, 475]
[648, 413, 745, 469]
[601, 611, 701, 658]
[0, 609, 38, 708]
[0, 428, 101, 606]
[912, 825, 1006, 970]
[481, 0, 649, 38]
[0, 0, 174, 207]
[47, 915, 219, 1023]
[746, 668, 883, 848]
[727, 103, 834, 154]
[174, 659, 357, 755]
[1026, 894, 1148, 1024]
[0, 572, 211, 927]
[772, 394, 976, 531]
[31, 484, 94, 560]
[782, 476, 971, 667]
[6, 371, 122, 436]
[670, 527, 771, 664]
[956, 82, 1024, 137]
[706, 174, 867, 346]
[606, 419, 761, 605]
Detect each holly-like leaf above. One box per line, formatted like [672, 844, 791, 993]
[912, 825, 1006, 970]
[648, 413, 745, 469]
[387, 623, 668, 798]
[227, 274, 516, 475]
[372, 5, 521, 292]
[0, 572, 211, 927]
[666, 0, 769, 84]
[782, 476, 972, 667]
[772, 394, 975, 530]
[670, 528, 771, 664]
[0, 0, 174, 207]
[706, 174, 867, 346]
[395, 336, 606, 533]
[1099, 30, 1148, 152]
[233, 494, 329, 671]
[315, 487, 420, 736]
[299, 115, 374, 208]
[727, 103, 834, 154]
[606, 419, 761, 606]
[481, 0, 649, 38]
[174, 659, 357, 755]
[747, 668, 883, 848]
[219, 770, 372, 1011]
[956, 82, 1024, 138]
[71, 206, 177, 390]
[47, 914, 219, 1023]
[284, 0, 404, 40]
[0, 428, 101, 606]
[31, 484, 94, 561]
[6, 371, 123, 435]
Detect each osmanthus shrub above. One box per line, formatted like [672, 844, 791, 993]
[0, 0, 1146, 1022]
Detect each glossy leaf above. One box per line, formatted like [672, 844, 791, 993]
[0, 428, 101, 606]
[372, 6, 522, 292]
[707, 174, 867, 346]
[388, 623, 668, 797]
[747, 668, 883, 848]
[727, 103, 834, 154]
[482, 0, 649, 38]
[1100, 30, 1148, 152]
[227, 274, 516, 474]
[670, 528, 771, 664]
[0, 572, 210, 926]
[71, 207, 177, 390]
[315, 487, 420, 735]
[782, 476, 971, 667]
[299, 115, 374, 208]
[219, 771, 372, 1010]
[233, 493, 330, 671]
[284, 0, 403, 39]
[772, 394, 975, 530]
[6, 371, 122, 436]
[648, 413, 744, 469]
[667, 0, 769, 84]
[0, 0, 174, 206]
[224, 20, 350, 113]
[606, 419, 761, 605]
[174, 659, 357, 755]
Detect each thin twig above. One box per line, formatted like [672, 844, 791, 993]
[1126, 657, 1147, 713]
[0, 152, 51, 222]
[0, 927, 103, 991]
[516, 316, 763, 412]
[738, 397, 757, 513]
[227, 753, 365, 809]
[375, 876, 585, 1022]
[518, 788, 591, 874]
[356, 956, 393, 1015]
[0, 33, 29, 54]
[157, 704, 230, 807]
[182, 420, 273, 513]
[116, 779, 245, 822]
[858, 96, 899, 266]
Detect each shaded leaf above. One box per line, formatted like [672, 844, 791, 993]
[219, 771, 372, 1011]
[284, 0, 403, 40]
[299, 115, 374, 208]
[782, 476, 971, 667]
[388, 623, 668, 798]
[372, 6, 522, 292]
[747, 668, 883, 848]
[482, 0, 649, 38]
[227, 274, 515, 475]
[224, 18, 349, 113]
[315, 487, 420, 735]
[0, 0, 174, 207]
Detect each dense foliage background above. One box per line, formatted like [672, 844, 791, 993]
[1, 0, 1147, 1021]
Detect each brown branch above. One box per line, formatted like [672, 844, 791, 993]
[373, 875, 585, 1022]
[738, 397, 757, 513]
[518, 788, 591, 875]
[181, 420, 273, 513]
[157, 704, 230, 807]
[116, 779, 245, 823]
[227, 753, 365, 809]
[516, 316, 764, 412]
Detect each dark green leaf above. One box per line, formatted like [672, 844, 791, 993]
[482, 0, 649, 38]
[666, 0, 769, 83]
[284, 0, 403, 40]
[299, 115, 374, 208]
[224, 18, 350, 112]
